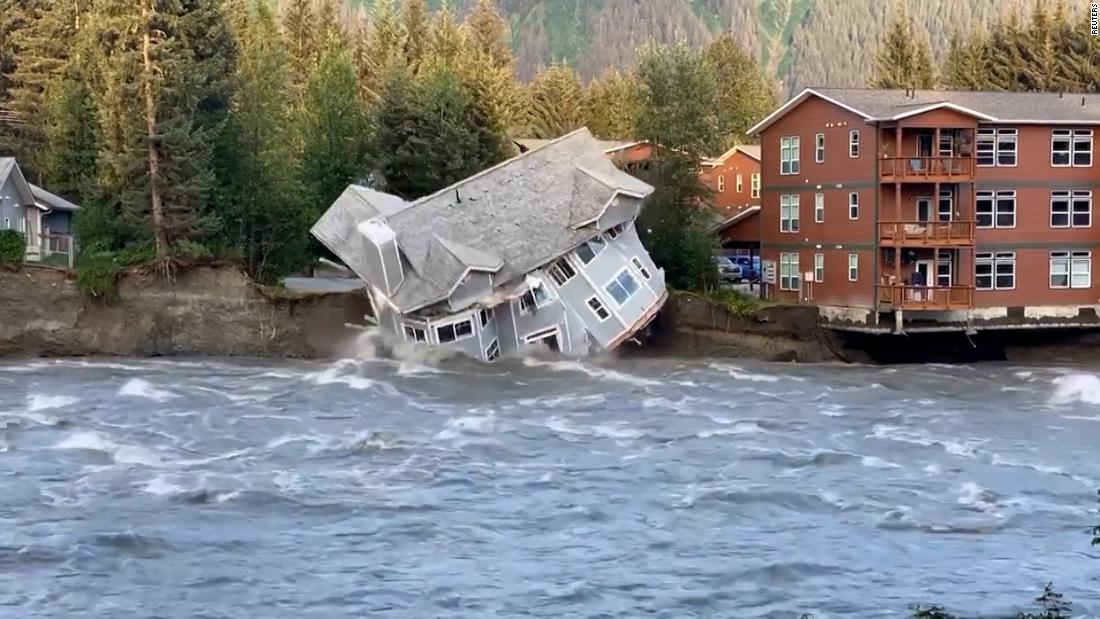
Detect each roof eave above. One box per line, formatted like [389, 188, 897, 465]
[747, 88, 873, 136]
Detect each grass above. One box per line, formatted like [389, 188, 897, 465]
[696, 286, 771, 318]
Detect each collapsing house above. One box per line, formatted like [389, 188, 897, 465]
[311, 128, 669, 361]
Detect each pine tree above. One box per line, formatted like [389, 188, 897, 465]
[1020, 0, 1062, 91]
[217, 0, 310, 282]
[40, 30, 99, 203]
[300, 40, 371, 215]
[942, 28, 992, 89]
[870, 1, 920, 89]
[358, 0, 406, 103]
[427, 0, 465, 64]
[704, 34, 776, 148]
[913, 33, 936, 89]
[583, 68, 636, 141]
[987, 9, 1027, 90]
[465, 0, 511, 70]
[315, 0, 346, 50]
[401, 0, 429, 70]
[282, 0, 316, 87]
[526, 62, 584, 139]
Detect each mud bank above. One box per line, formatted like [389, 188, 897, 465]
[0, 265, 372, 358]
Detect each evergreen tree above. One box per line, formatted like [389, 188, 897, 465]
[427, 0, 465, 64]
[987, 10, 1027, 90]
[315, 0, 346, 49]
[942, 28, 992, 89]
[869, 0, 932, 89]
[40, 31, 99, 204]
[401, 0, 429, 70]
[282, 0, 316, 87]
[217, 0, 310, 282]
[358, 0, 406, 103]
[465, 0, 511, 70]
[703, 34, 776, 148]
[913, 33, 936, 89]
[300, 40, 371, 215]
[583, 68, 636, 140]
[526, 62, 585, 139]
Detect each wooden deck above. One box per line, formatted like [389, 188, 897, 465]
[878, 156, 975, 182]
[877, 284, 974, 311]
[878, 221, 975, 247]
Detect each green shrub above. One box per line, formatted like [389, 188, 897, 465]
[0, 230, 25, 265]
[700, 287, 766, 318]
[172, 239, 213, 262]
[75, 251, 121, 302]
[114, 243, 156, 267]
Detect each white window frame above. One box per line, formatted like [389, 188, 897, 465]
[814, 192, 824, 223]
[574, 236, 606, 264]
[848, 192, 859, 220]
[604, 268, 641, 307]
[435, 317, 475, 343]
[478, 307, 494, 328]
[849, 129, 860, 158]
[402, 322, 429, 343]
[547, 257, 577, 286]
[1051, 129, 1093, 167]
[975, 190, 1016, 229]
[485, 338, 500, 361]
[1049, 250, 1092, 289]
[814, 133, 825, 164]
[750, 173, 760, 199]
[780, 136, 800, 175]
[518, 283, 554, 316]
[780, 194, 800, 233]
[847, 253, 858, 282]
[1050, 190, 1092, 228]
[604, 223, 625, 240]
[735, 174, 743, 193]
[779, 252, 800, 291]
[977, 128, 1017, 167]
[813, 252, 824, 283]
[630, 256, 651, 280]
[976, 252, 1016, 290]
[585, 295, 610, 321]
[717, 175, 725, 193]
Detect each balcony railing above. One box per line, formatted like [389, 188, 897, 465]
[879, 156, 975, 180]
[877, 284, 974, 310]
[878, 220, 975, 246]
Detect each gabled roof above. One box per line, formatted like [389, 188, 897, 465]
[513, 137, 645, 155]
[748, 87, 1100, 135]
[0, 157, 35, 206]
[703, 144, 761, 166]
[709, 206, 760, 233]
[30, 184, 80, 212]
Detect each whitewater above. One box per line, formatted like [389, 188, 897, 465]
[1, 355, 1099, 617]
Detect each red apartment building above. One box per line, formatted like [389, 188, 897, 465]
[701, 145, 762, 253]
[749, 88, 1100, 331]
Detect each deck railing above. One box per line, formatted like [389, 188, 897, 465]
[878, 156, 975, 180]
[878, 220, 975, 246]
[877, 284, 974, 310]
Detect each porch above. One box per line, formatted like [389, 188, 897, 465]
[876, 284, 973, 311]
[878, 247, 975, 311]
[878, 220, 975, 247]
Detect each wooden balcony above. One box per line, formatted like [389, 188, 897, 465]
[878, 156, 975, 181]
[878, 221, 975, 247]
[877, 284, 974, 311]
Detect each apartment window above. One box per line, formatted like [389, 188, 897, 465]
[605, 269, 640, 306]
[1050, 190, 1092, 228]
[780, 194, 800, 232]
[630, 256, 651, 280]
[1051, 129, 1093, 167]
[717, 175, 725, 193]
[975, 252, 1016, 290]
[977, 128, 1017, 166]
[780, 136, 800, 175]
[847, 253, 859, 281]
[586, 296, 610, 321]
[938, 133, 954, 157]
[779, 253, 800, 291]
[975, 190, 1016, 228]
[815, 133, 825, 163]
[485, 339, 500, 361]
[814, 192, 824, 223]
[519, 284, 553, 315]
[813, 252, 824, 282]
[574, 236, 606, 264]
[849, 129, 860, 158]
[547, 257, 577, 285]
[938, 189, 954, 221]
[848, 192, 859, 220]
[1050, 251, 1092, 289]
[736, 174, 743, 193]
[478, 308, 494, 328]
[750, 173, 760, 199]
[436, 318, 474, 343]
[403, 324, 428, 342]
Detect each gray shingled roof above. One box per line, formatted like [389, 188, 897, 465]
[813, 88, 1100, 122]
[30, 184, 80, 211]
[0, 158, 15, 188]
[314, 128, 655, 315]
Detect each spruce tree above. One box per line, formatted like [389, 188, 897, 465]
[401, 0, 429, 70]
[465, 0, 511, 70]
[704, 35, 776, 148]
[942, 28, 992, 89]
[913, 33, 936, 89]
[583, 68, 637, 141]
[41, 31, 99, 204]
[870, 1, 918, 89]
[282, 0, 317, 87]
[1021, 0, 1062, 91]
[315, 0, 346, 50]
[358, 0, 406, 103]
[427, 0, 465, 64]
[987, 10, 1027, 90]
[526, 62, 585, 139]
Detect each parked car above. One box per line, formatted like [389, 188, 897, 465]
[733, 255, 761, 281]
[713, 256, 743, 283]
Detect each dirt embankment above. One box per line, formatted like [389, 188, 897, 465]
[0, 265, 372, 358]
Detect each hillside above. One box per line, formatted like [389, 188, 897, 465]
[343, 0, 1008, 93]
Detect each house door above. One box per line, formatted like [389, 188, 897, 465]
[917, 134, 934, 157]
[916, 198, 934, 222]
[936, 250, 953, 286]
[914, 260, 933, 286]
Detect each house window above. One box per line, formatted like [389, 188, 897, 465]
[814, 193, 824, 223]
[779, 253, 799, 291]
[750, 173, 760, 199]
[403, 324, 428, 342]
[519, 284, 553, 315]
[813, 252, 824, 282]
[547, 257, 577, 285]
[849, 129, 860, 158]
[976, 252, 1015, 290]
[1050, 251, 1092, 289]
[605, 269, 640, 306]
[975, 190, 1016, 228]
[485, 339, 500, 361]
[938, 189, 954, 221]
[717, 175, 725, 193]
[586, 296, 610, 321]
[630, 256, 651, 280]
[574, 236, 606, 264]
[605, 223, 626, 240]
[847, 253, 858, 281]
[938, 133, 953, 157]
[977, 128, 1017, 166]
[1052, 129, 1093, 167]
[780, 194, 799, 232]
[436, 318, 474, 343]
[848, 192, 859, 220]
[1050, 190, 1092, 228]
[736, 174, 743, 193]
[780, 136, 800, 175]
[814, 133, 825, 163]
[479, 307, 493, 328]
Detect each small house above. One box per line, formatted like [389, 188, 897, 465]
[0, 158, 80, 263]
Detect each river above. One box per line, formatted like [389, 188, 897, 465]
[1, 354, 1099, 617]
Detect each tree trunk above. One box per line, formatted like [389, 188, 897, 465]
[141, 0, 169, 259]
